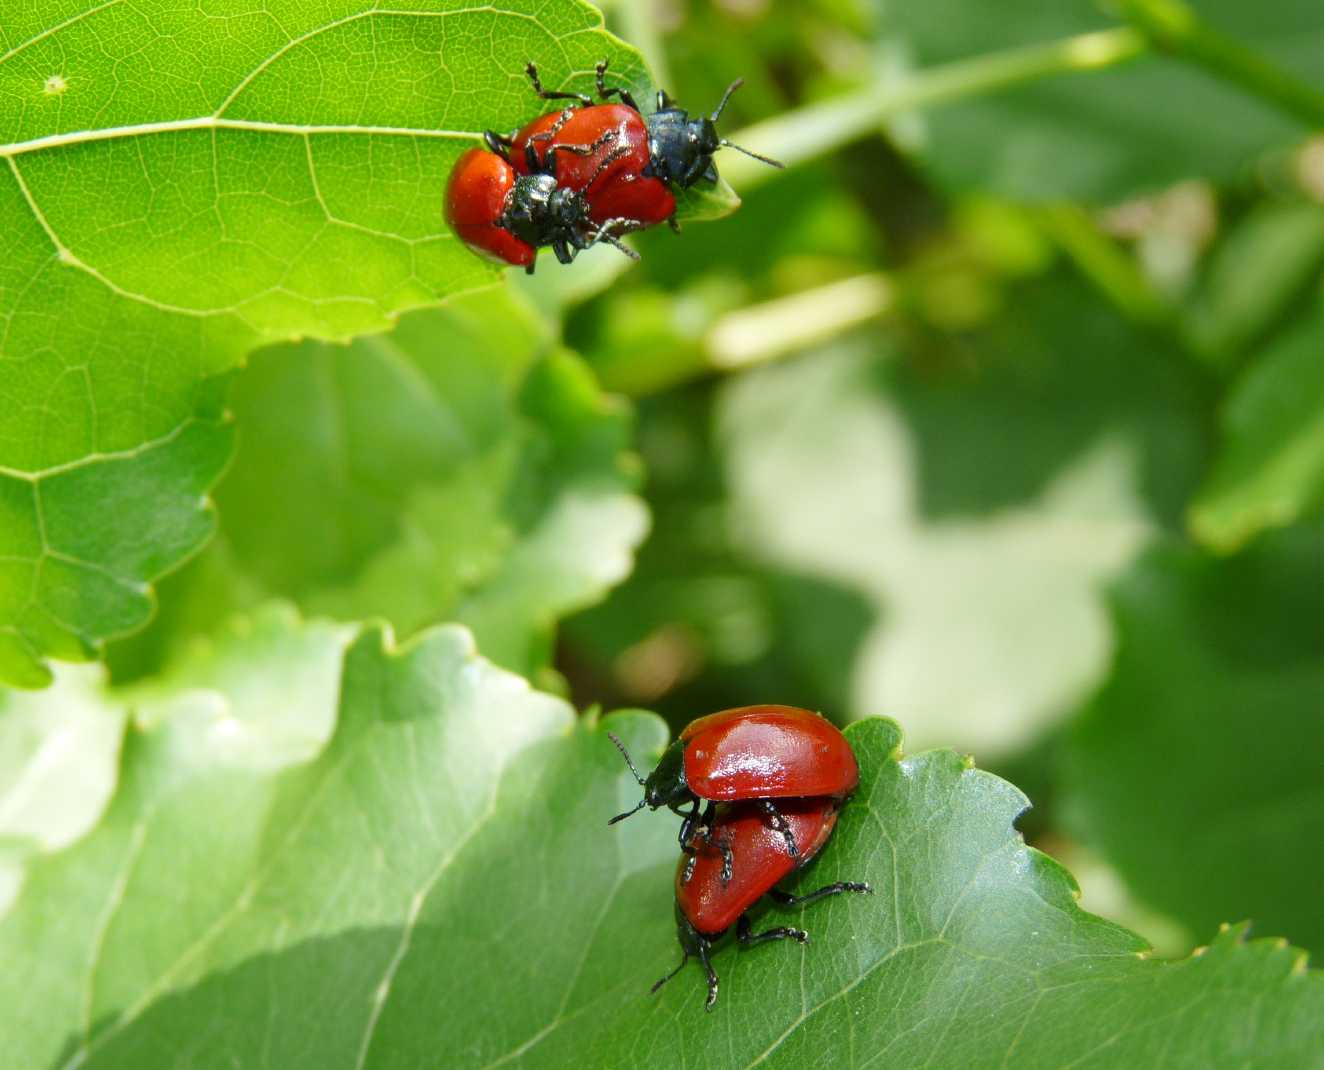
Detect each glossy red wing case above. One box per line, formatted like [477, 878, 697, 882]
[676, 798, 840, 936]
[445, 148, 535, 268]
[511, 105, 675, 226]
[681, 705, 859, 801]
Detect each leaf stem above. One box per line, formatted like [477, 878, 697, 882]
[718, 28, 1147, 189]
[705, 273, 894, 371]
[1116, 0, 1324, 129]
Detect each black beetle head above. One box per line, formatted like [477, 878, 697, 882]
[607, 734, 689, 824]
[643, 739, 688, 809]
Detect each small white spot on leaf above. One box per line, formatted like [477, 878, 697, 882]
[43, 75, 67, 95]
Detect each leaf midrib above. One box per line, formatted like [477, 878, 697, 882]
[0, 117, 477, 160]
[0, 2, 596, 160]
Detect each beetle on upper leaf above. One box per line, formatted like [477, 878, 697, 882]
[446, 112, 642, 273]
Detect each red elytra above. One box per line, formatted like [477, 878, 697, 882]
[681, 705, 859, 803]
[444, 147, 535, 268]
[511, 104, 675, 227]
[676, 798, 840, 935]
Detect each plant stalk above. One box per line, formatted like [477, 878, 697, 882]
[719, 28, 1147, 190]
[1117, 0, 1324, 129]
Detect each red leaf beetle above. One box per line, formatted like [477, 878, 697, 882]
[608, 705, 859, 862]
[504, 103, 676, 230]
[656, 797, 870, 1009]
[446, 114, 643, 273]
[517, 60, 783, 192]
[445, 147, 539, 270]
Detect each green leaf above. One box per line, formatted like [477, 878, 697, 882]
[0, 420, 234, 687]
[877, 0, 1323, 200]
[0, 0, 649, 688]
[1065, 526, 1324, 956]
[0, 606, 572, 1070]
[107, 287, 647, 685]
[1184, 202, 1324, 366]
[1190, 312, 1324, 551]
[715, 278, 1204, 756]
[3, 620, 1320, 1068]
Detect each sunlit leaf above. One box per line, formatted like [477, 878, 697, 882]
[0, 0, 649, 687]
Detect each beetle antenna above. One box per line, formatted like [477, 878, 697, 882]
[719, 139, 784, 168]
[710, 78, 744, 121]
[607, 799, 646, 825]
[650, 952, 689, 994]
[606, 731, 647, 785]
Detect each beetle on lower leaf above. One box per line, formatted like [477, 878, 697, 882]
[657, 796, 871, 1010]
[608, 704, 860, 863]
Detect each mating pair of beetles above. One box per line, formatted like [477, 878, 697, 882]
[608, 705, 870, 1010]
[445, 60, 782, 273]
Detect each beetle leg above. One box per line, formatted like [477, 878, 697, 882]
[525, 61, 593, 107]
[580, 142, 630, 195]
[482, 129, 514, 161]
[547, 127, 619, 169]
[529, 109, 581, 149]
[706, 809, 733, 884]
[676, 797, 702, 849]
[737, 913, 808, 948]
[757, 799, 800, 858]
[594, 59, 641, 112]
[682, 850, 698, 885]
[525, 109, 579, 171]
[693, 818, 734, 886]
[697, 938, 719, 1011]
[766, 882, 872, 909]
[523, 137, 544, 176]
[667, 216, 682, 234]
[680, 156, 707, 188]
[553, 239, 574, 265]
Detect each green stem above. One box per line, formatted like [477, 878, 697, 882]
[719, 28, 1146, 190]
[1118, 0, 1324, 129]
[705, 274, 894, 371]
[1035, 203, 1172, 327]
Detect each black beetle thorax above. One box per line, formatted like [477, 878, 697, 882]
[504, 175, 581, 245]
[644, 738, 689, 808]
[645, 111, 721, 187]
